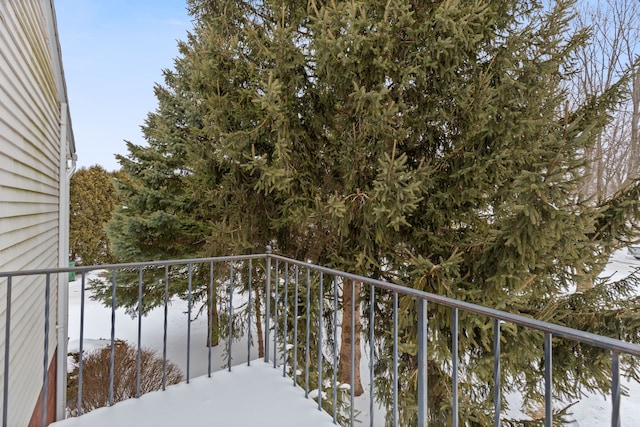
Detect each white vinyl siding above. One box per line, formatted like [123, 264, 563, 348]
[0, 0, 69, 425]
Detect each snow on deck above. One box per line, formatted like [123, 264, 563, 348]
[52, 361, 336, 427]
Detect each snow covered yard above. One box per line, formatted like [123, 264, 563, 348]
[65, 270, 250, 378]
[57, 250, 640, 426]
[502, 249, 640, 425]
[563, 249, 640, 425]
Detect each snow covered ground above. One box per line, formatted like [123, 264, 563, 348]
[66, 271, 256, 378]
[57, 250, 640, 425]
[564, 249, 640, 425]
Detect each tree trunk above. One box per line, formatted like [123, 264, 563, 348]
[207, 279, 219, 347]
[338, 279, 364, 396]
[254, 284, 265, 358]
[630, 72, 639, 178]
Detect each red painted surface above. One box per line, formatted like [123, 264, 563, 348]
[28, 349, 57, 427]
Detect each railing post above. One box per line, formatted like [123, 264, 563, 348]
[248, 259, 253, 366]
[318, 272, 324, 411]
[417, 298, 428, 427]
[187, 263, 193, 382]
[293, 266, 299, 387]
[162, 265, 169, 389]
[136, 267, 143, 398]
[42, 274, 51, 427]
[228, 264, 234, 372]
[274, 259, 279, 367]
[393, 291, 399, 427]
[494, 319, 501, 427]
[305, 268, 311, 398]
[544, 333, 552, 427]
[332, 276, 338, 424]
[283, 263, 289, 378]
[369, 284, 375, 427]
[452, 307, 459, 427]
[612, 351, 620, 427]
[207, 261, 213, 377]
[350, 279, 355, 427]
[265, 246, 272, 363]
[108, 270, 116, 406]
[77, 273, 86, 414]
[3, 277, 11, 427]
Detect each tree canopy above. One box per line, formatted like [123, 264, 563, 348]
[108, 0, 640, 423]
[70, 165, 122, 265]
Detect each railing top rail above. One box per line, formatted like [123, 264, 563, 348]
[268, 254, 640, 357]
[1, 250, 638, 356]
[0, 254, 266, 278]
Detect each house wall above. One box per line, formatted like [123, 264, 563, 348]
[0, 0, 75, 425]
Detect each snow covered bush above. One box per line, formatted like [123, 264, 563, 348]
[67, 340, 183, 416]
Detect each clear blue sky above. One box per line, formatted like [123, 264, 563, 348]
[55, 1, 192, 172]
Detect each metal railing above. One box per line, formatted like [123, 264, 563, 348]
[1, 249, 639, 426]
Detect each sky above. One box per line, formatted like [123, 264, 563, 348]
[55, 1, 193, 172]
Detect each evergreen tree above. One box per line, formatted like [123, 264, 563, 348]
[107, 82, 204, 262]
[112, 0, 640, 423]
[103, 66, 223, 342]
[69, 165, 122, 266]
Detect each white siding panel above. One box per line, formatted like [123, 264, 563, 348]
[0, 201, 58, 218]
[0, 0, 66, 425]
[1, 224, 58, 264]
[0, 212, 58, 237]
[1, 185, 59, 204]
[0, 109, 59, 179]
[0, 1, 59, 108]
[0, 166, 58, 197]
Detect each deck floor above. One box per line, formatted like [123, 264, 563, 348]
[52, 361, 336, 427]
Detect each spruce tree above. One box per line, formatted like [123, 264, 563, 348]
[111, 0, 640, 423]
[107, 83, 204, 261]
[103, 65, 223, 341]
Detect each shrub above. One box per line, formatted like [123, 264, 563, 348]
[67, 340, 183, 415]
